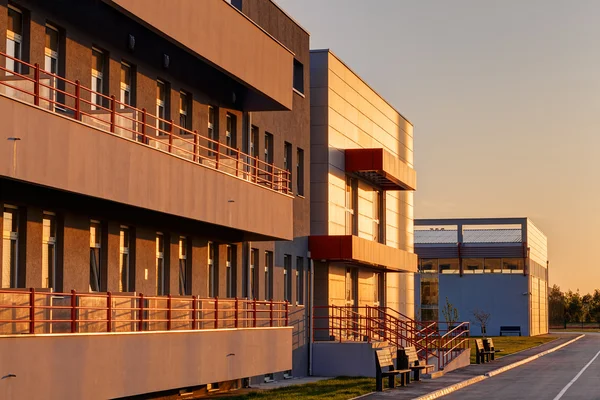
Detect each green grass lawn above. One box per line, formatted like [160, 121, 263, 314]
[469, 335, 558, 364]
[224, 377, 376, 400]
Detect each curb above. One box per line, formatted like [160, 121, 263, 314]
[413, 335, 585, 400]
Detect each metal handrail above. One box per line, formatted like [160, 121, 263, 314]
[0, 52, 292, 195]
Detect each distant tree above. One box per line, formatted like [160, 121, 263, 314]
[565, 290, 583, 323]
[472, 309, 491, 337]
[548, 284, 566, 327]
[441, 297, 459, 329]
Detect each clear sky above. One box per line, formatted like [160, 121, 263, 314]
[276, 0, 600, 294]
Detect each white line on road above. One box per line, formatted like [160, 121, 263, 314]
[552, 348, 600, 400]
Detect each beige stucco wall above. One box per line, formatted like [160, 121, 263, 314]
[310, 50, 416, 314]
[0, 328, 291, 400]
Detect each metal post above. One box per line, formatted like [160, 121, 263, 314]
[253, 298, 257, 328]
[34, 64, 40, 106]
[193, 130, 198, 163]
[107, 292, 112, 332]
[138, 293, 144, 332]
[167, 294, 172, 331]
[192, 295, 197, 330]
[285, 301, 289, 327]
[235, 297, 239, 328]
[74, 80, 81, 120]
[339, 307, 342, 343]
[141, 108, 147, 143]
[215, 143, 220, 170]
[29, 287, 35, 334]
[270, 299, 274, 327]
[110, 95, 116, 133]
[70, 290, 77, 333]
[214, 297, 219, 329]
[168, 120, 173, 153]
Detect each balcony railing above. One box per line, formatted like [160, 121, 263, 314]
[0, 52, 291, 195]
[0, 288, 289, 335]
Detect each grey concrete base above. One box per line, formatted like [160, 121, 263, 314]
[312, 342, 394, 377]
[423, 349, 470, 379]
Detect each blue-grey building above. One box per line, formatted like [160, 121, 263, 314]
[414, 218, 548, 336]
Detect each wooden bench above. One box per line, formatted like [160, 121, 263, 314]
[475, 338, 495, 364]
[499, 326, 521, 336]
[398, 346, 435, 381]
[483, 338, 503, 361]
[374, 349, 411, 392]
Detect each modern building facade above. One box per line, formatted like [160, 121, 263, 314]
[309, 49, 418, 340]
[414, 218, 549, 337]
[0, 0, 309, 398]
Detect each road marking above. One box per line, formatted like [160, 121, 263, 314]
[552, 348, 600, 400]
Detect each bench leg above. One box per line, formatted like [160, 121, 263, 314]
[400, 373, 406, 387]
[388, 374, 396, 389]
[414, 369, 420, 382]
[476, 353, 481, 364]
[491, 353, 495, 361]
[376, 377, 383, 392]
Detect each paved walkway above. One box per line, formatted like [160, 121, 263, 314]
[362, 334, 580, 399]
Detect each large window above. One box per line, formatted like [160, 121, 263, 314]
[226, 245, 235, 298]
[345, 177, 358, 235]
[91, 48, 105, 110]
[373, 272, 383, 306]
[439, 258, 460, 274]
[119, 226, 130, 292]
[156, 233, 165, 295]
[120, 62, 132, 106]
[208, 106, 217, 155]
[89, 220, 102, 292]
[373, 190, 385, 243]
[42, 213, 56, 289]
[296, 256, 304, 305]
[179, 237, 188, 295]
[297, 148, 304, 196]
[250, 248, 258, 299]
[6, 5, 23, 74]
[462, 258, 484, 274]
[2, 206, 19, 288]
[156, 80, 168, 134]
[226, 113, 236, 155]
[208, 242, 217, 297]
[264, 251, 273, 300]
[293, 59, 304, 94]
[283, 142, 292, 192]
[419, 259, 438, 273]
[502, 258, 524, 273]
[345, 267, 357, 305]
[284, 254, 292, 302]
[45, 25, 60, 107]
[484, 258, 501, 273]
[179, 91, 190, 134]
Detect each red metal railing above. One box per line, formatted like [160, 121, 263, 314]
[0, 52, 292, 194]
[312, 305, 470, 370]
[0, 288, 289, 335]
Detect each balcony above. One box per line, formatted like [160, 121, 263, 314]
[106, 0, 294, 110]
[0, 289, 291, 399]
[0, 54, 293, 240]
[308, 235, 417, 272]
[345, 148, 416, 191]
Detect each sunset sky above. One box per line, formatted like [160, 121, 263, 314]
[276, 0, 600, 294]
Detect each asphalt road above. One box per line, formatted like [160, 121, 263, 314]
[444, 333, 600, 400]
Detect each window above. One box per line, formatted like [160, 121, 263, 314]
[6, 5, 23, 74]
[345, 267, 356, 305]
[119, 227, 130, 292]
[156, 80, 168, 134]
[226, 113, 236, 155]
[484, 258, 501, 273]
[120, 62, 132, 106]
[419, 259, 438, 274]
[346, 177, 358, 235]
[373, 190, 384, 243]
[179, 91, 190, 134]
[264, 251, 273, 300]
[293, 59, 304, 94]
[91, 48, 105, 110]
[297, 148, 304, 196]
[208, 106, 217, 155]
[179, 237, 188, 295]
[156, 233, 165, 295]
[45, 25, 59, 106]
[2, 206, 19, 288]
[439, 259, 460, 274]
[250, 126, 259, 157]
[208, 242, 217, 297]
[250, 248, 258, 299]
[462, 258, 484, 274]
[42, 213, 56, 289]
[420, 276, 439, 306]
[502, 258, 524, 273]
[284, 142, 292, 192]
[226, 245, 235, 298]
[265, 133, 273, 185]
[284, 254, 292, 302]
[89, 220, 102, 292]
[296, 256, 304, 305]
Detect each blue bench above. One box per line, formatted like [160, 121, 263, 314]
[499, 326, 521, 336]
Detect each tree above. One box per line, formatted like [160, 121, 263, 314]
[441, 297, 459, 329]
[472, 309, 491, 337]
